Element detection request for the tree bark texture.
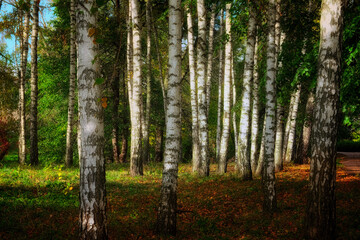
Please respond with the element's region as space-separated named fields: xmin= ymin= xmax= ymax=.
xmin=196 ymin=0 xmax=209 ymax=176
xmin=77 ymin=1 xmax=108 ymax=238
xmin=186 ymin=5 xmax=200 ymax=173
xmin=65 ymin=0 xmax=77 ymax=167
xmin=237 ymin=3 xmax=256 ymax=180
xmin=231 ymin=55 xmax=238 ymax=164
xmin=306 ymin=0 xmax=343 ymax=238
xmin=30 ymin=0 xmax=40 ymax=166
xmin=274 ymin=104 xmax=284 ymax=171
xmin=218 ymin=4 xmax=232 ymax=174
xmin=156 ymin=0 xmax=182 ymax=234
xmin=282 ymin=91 xmax=295 ymax=160
xmin=255 ymin=116 xmax=266 ymax=177
xmin=18 ymin=6 xmax=30 ymax=165
xmin=262 ymin=0 xmax=277 ymax=212
xmin=206 ymin=5 xmax=216 ymax=117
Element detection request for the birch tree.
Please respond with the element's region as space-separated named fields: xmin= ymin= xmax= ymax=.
xmin=306 ymin=0 xmax=344 ymax=238
xmin=65 ymin=0 xmax=76 ymax=167
xmin=30 ymin=0 xmax=40 ymax=165
xmin=263 ymin=0 xmax=277 ymax=212
xmin=218 ymin=4 xmax=232 ymax=174
xmin=18 ymin=2 xmax=30 ymax=165
xmin=206 ymin=5 xmax=216 ymax=117
xmin=186 ymin=5 xmax=199 ymax=173
xmin=156 ymin=0 xmax=182 ymax=234
xmin=77 ymin=0 xmax=107 ymax=238
xmin=216 ymin=9 xmax=224 ymax=164
xmin=196 ymin=0 xmax=209 ymax=176
xmin=237 ymin=2 xmax=256 ymax=180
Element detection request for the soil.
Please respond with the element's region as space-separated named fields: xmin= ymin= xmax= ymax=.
xmin=338 ymin=152 xmax=360 ymax=175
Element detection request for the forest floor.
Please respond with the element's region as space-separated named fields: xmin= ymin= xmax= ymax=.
xmin=0 ymin=154 xmax=359 ymax=239
xmin=338 ymin=152 xmax=360 ymax=174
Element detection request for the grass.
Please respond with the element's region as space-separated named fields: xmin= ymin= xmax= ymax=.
xmin=0 ymin=156 xmax=359 ymax=239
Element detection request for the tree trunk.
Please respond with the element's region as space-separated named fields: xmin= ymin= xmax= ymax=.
xmin=77 ymin=1 xmax=108 ymax=238
xmin=30 ymin=0 xmax=40 ymax=166
xmin=306 ymin=0 xmax=343 ymax=238
xmin=282 ymin=91 xmax=295 ymax=160
xmin=155 ymin=126 xmax=163 ymax=162
xmin=18 ymin=5 xmax=30 ymax=165
xmin=284 ymin=85 xmax=301 ymax=163
xmin=218 ymin=4 xmax=232 ymax=174
xmin=216 ymin=9 xmax=224 ymax=164
xmin=206 ymin=5 xmax=216 ymax=117
xmin=156 ymin=0 xmax=182 ymax=234
xmin=255 ymin=116 xmax=266 ymax=177
xmin=250 ymin=33 xmax=259 ymax=175
xmin=237 ymin=3 xmax=256 ymax=180
xmin=297 ymin=91 xmax=314 ymax=164
xmin=65 ymin=0 xmax=77 ymax=167
xmin=186 ymin=5 xmax=200 ymax=173
xmin=120 ymin=71 xmax=129 ymax=163
xmin=142 ymin=0 xmax=152 ymax=164
xmin=274 ymin=105 xmax=284 ymax=171
xmin=129 ymin=0 xmax=143 ymax=176
xmin=262 ymin=0 xmax=277 ymax=213
xmin=231 ymin=54 xmax=238 ymax=165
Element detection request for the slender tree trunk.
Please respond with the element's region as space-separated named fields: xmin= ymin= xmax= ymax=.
xmin=18 ymin=6 xmax=30 ymax=165
xmin=129 ymin=0 xmax=143 ymax=176
xmin=255 ymin=116 xmax=266 ymax=177
xmin=120 ymin=72 xmax=129 ymax=163
xmin=30 ymin=0 xmax=40 ymax=166
xmin=156 ymin=0 xmax=182 ymax=234
xmin=65 ymin=0 xmax=77 ymax=167
xmin=284 ymin=85 xmax=301 ymax=163
xmin=237 ymin=3 xmax=256 ymax=180
xmin=155 ymin=126 xmax=163 ymax=162
xmin=250 ymin=33 xmax=259 ymax=175
xmin=111 ymin=70 xmax=120 ymax=163
xmin=262 ymin=0 xmax=277 ymax=212
xmin=77 ymin=1 xmax=108 ymax=238
xmin=196 ymin=0 xmax=209 ymax=176
xmin=231 ymin=54 xmax=238 ymax=164
xmin=186 ymin=5 xmax=200 ymax=173
xmin=306 ymin=0 xmax=343 ymax=238
xmin=297 ymin=91 xmax=314 ymax=164
xmin=274 ymin=105 xmax=284 ymax=171
xmin=218 ymin=4 xmax=232 ymax=174
xmin=142 ymin=0 xmax=152 ymax=164
xmin=282 ymin=91 xmax=295 ymax=160
xmin=216 ymin=9 xmax=224 ymax=164
xmin=206 ymin=5 xmax=216 ymax=117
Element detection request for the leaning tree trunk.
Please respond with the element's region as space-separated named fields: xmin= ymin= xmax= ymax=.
xmin=218 ymin=4 xmax=232 ymax=174
xmin=18 ymin=7 xmax=30 ymax=165
xmin=65 ymin=0 xmax=77 ymax=167
xmin=237 ymin=2 xmax=256 ymax=180
xmin=30 ymin=0 xmax=40 ymax=166
xmin=77 ymin=1 xmax=108 ymax=238
xmin=129 ymin=0 xmax=143 ymax=176
xmin=297 ymin=91 xmax=314 ymax=164
xmin=186 ymin=5 xmax=200 ymax=173
xmin=262 ymin=0 xmax=277 ymax=213
xmin=206 ymin=5 xmax=216 ymax=117
xmin=196 ymin=0 xmax=209 ymax=176
xmin=255 ymin=116 xmax=266 ymax=177
xmin=216 ymin=9 xmax=224 ymax=164
xmin=282 ymin=91 xmax=295 ymax=160
xmin=306 ymin=1 xmax=343 ymax=238
xmin=156 ymin=0 xmax=182 ymax=234
xmin=284 ymin=85 xmax=301 ymax=163
xmin=141 ymin=0 xmax=152 ymax=165
xmin=250 ymin=32 xmax=259 ymax=175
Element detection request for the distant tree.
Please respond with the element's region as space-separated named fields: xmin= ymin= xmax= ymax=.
xmin=306 ymin=0 xmax=344 ymax=238
xmin=77 ymin=0 xmax=107 ymax=238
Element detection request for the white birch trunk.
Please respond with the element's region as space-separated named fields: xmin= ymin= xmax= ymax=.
xmin=156 ymin=0 xmax=182 ymax=234
xmin=18 ymin=6 xmax=30 ymax=165
xmin=206 ymin=6 xmax=216 ymax=117
xmin=237 ymin=3 xmax=256 ymax=180
xmin=255 ymin=116 xmax=266 ymax=177
xmin=129 ymin=0 xmax=143 ymax=176
xmin=216 ymin=9 xmax=224 ymax=164
xmin=231 ymin=54 xmax=238 ymax=164
xmin=282 ymin=91 xmax=295 ymax=160
xmin=186 ymin=5 xmax=200 ymax=173
xmin=77 ymin=1 xmax=107 ymax=238
xmin=274 ymin=104 xmax=284 ymax=171
xmin=65 ymin=0 xmax=77 ymax=167
xmin=30 ymin=0 xmax=40 ymax=165
xmin=284 ymin=85 xmax=301 ymax=163
xmin=250 ymin=33 xmax=259 ymax=175
xmin=196 ymin=0 xmax=209 ymax=176
xmin=263 ymin=0 xmax=277 ymax=212
xmin=306 ymin=0 xmax=343 ymax=238
xmin=218 ymin=4 xmax=232 ymax=174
